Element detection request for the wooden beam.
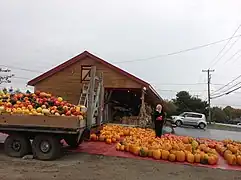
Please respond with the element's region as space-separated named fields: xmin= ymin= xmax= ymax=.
xmin=97 ymin=73 xmax=104 ymax=125
xmin=87 ymin=66 xmax=96 ymax=128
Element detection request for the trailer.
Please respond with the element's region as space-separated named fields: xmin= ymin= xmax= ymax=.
xmin=0 ymin=114 xmax=89 ymax=160
xmin=0 ymin=66 xmax=104 ymax=160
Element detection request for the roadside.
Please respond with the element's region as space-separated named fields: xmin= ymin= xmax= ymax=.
xmin=0 ymin=152 xmax=240 ymax=180
xmin=208 ymin=124 xmax=241 ymax=132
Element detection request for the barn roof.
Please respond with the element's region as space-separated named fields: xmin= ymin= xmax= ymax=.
xmin=27 ymin=51 xmax=162 ymax=101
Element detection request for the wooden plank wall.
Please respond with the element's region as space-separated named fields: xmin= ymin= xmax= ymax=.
xmin=34 ymin=57 xmax=142 ymax=105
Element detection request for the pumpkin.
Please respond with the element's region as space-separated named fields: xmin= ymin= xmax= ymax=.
xmin=133 ymin=146 xmax=141 ymax=156
xmin=116 ymin=143 xmax=121 ymax=151
xmin=90 ymin=134 xmax=97 ymax=141
xmin=161 ymin=150 xmax=170 ymax=160
xmin=236 ymin=155 xmax=241 ymax=165
xmin=226 ymin=154 xmax=236 ymax=165
xmin=228 ymin=145 xmax=238 ymax=154
xmin=153 ymin=150 xmax=161 ymax=160
xmin=147 ymin=150 xmax=153 ymax=157
xmin=106 ymin=138 xmax=112 ymax=144
xmin=194 ymin=153 xmax=201 ymax=163
xmin=186 ymin=153 xmax=195 ymax=163
xmin=120 ymin=145 xmax=125 ymax=151
xmin=111 ymin=137 xmax=117 ymax=143
xmin=208 ymin=155 xmax=217 ymax=165
xmin=139 ymin=148 xmax=148 ymax=157
xmin=115 ymin=135 xmax=121 ymax=141
xmin=182 ymin=137 xmax=189 ymax=144
xmin=224 ymin=149 xmax=232 ymax=160
xmin=176 ymin=151 xmax=185 ymax=162
xmin=99 ymin=135 xmax=105 ymax=142
xmin=200 ymin=154 xmax=209 ymax=164
xmin=168 ymin=153 xmax=176 ymax=162
xmin=124 ymin=144 xmax=130 ymax=152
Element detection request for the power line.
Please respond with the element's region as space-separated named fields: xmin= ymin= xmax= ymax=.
xmin=1 ymin=34 xmax=241 ymax=72
xmin=223 ymin=48 xmax=241 ymax=64
xmin=211 ymin=74 xmax=241 ymax=95
xmin=232 ymin=52 xmax=241 ymax=63
xmin=211 ymin=85 xmax=241 ymax=99
xmin=209 ymin=24 xmax=241 ymax=68
xmin=113 ymin=34 xmax=241 ymax=64
xmin=211 ymin=81 xmax=241 ymax=96
xmin=0 ymin=65 xmax=43 ymax=73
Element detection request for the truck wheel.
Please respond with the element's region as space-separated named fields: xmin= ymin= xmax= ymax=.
xmin=32 ymin=135 xmax=61 ymax=161
xmin=64 ymin=135 xmax=80 ymax=148
xmin=4 ymin=134 xmax=31 ymax=158
xmin=175 ymin=120 xmax=182 ymax=127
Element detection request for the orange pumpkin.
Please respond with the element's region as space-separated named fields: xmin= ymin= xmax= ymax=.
xmin=106 ymin=138 xmax=112 ymax=144
xmin=182 ymin=137 xmax=189 ymax=144
xmin=115 ymin=135 xmax=121 ymax=141
xmin=111 ymin=137 xmax=117 ymax=143
xmin=133 ymin=146 xmax=141 ymax=156
xmin=116 ymin=143 xmax=121 ymax=151
xmin=168 ymin=153 xmax=176 ymax=162
xmin=226 ymin=154 xmax=236 ymax=165
xmin=153 ymin=150 xmax=161 ymax=160
xmin=236 ymin=155 xmax=241 ymax=165
xmin=194 ymin=153 xmax=201 ymax=163
xmin=90 ymin=134 xmax=97 ymax=141
xmin=148 ymin=150 xmax=153 ymax=157
xmin=224 ymin=150 xmax=232 ymax=160
xmin=208 ymin=155 xmax=218 ymax=165
xmin=99 ymin=135 xmax=105 ymax=142
xmin=161 ymin=150 xmax=170 ymax=160
xmin=124 ymin=144 xmax=130 ymax=152
xmin=186 ymin=153 xmax=195 ymax=163
xmin=120 ymin=145 xmax=125 ymax=151
xmin=176 ymin=151 xmax=185 ymax=162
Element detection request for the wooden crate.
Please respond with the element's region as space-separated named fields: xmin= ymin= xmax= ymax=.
xmin=0 ymin=114 xmax=84 ymax=129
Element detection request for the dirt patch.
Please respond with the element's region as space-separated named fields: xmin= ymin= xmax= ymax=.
xmin=0 ymin=152 xmax=240 ymax=180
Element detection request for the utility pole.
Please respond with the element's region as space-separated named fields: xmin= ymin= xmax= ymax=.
xmin=202 ymin=69 xmax=214 ymax=124
xmin=0 ymin=68 xmax=14 ymax=84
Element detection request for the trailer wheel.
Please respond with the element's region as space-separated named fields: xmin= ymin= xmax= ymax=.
xmin=4 ymin=134 xmax=31 ymax=158
xmin=64 ymin=135 xmax=80 ymax=148
xmin=80 ymin=128 xmax=90 ymax=142
xmin=32 ymin=135 xmax=61 ymax=161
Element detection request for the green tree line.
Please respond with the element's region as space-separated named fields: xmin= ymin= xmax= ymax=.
xmin=163 ymin=91 xmax=241 ymax=124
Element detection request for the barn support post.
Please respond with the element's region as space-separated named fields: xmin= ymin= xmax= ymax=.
xmin=87 ymin=66 xmax=96 ymax=129
xmin=139 ymin=87 xmax=147 ymax=127
xmin=97 ymin=72 xmax=104 ymax=126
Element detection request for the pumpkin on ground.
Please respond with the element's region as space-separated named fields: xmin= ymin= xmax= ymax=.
xmin=186 ymin=153 xmax=195 ymax=163
xmin=153 ymin=150 xmax=161 ymax=160
xmin=161 ymin=150 xmax=170 ymax=160
xmin=176 ymin=151 xmax=185 ymax=162
xmin=194 ymin=153 xmax=201 ymax=163
xmin=168 ymin=154 xmax=176 ymax=162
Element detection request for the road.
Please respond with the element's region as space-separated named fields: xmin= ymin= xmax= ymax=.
xmin=175 ymin=126 xmax=241 ymax=141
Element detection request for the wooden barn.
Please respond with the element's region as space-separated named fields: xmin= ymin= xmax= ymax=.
xmin=27 ymin=51 xmax=163 ymax=124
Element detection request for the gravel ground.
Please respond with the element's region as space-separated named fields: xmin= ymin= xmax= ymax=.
xmin=0 ymin=152 xmax=241 ymax=180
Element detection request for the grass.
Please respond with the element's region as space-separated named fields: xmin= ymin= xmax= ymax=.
xmin=208 ymin=124 xmax=241 ymax=132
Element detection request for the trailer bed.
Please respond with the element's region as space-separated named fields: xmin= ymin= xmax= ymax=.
xmin=0 ymin=114 xmax=86 ymax=134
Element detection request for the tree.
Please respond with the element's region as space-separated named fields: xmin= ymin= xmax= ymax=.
xmin=211 ymin=107 xmax=227 ymax=123
xmin=172 ymin=91 xmax=208 ymax=115
xmin=163 ymin=100 xmax=177 ymax=117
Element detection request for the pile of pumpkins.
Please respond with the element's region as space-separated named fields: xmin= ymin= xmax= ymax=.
xmin=90 ymin=125 xmax=219 ymax=165
xmin=216 ymin=139 xmax=241 ymax=166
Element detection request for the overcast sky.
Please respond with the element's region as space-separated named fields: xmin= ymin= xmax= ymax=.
xmin=1 ymin=0 xmax=241 ymax=108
